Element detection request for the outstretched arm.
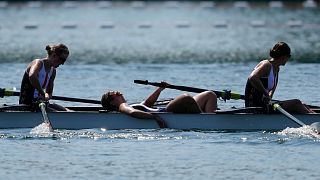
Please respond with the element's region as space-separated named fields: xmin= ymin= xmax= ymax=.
xmin=119 ymin=103 xmax=167 ymax=128
xmin=119 ymin=103 xmax=155 ymax=119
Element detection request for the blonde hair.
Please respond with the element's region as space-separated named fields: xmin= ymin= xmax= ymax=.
xmin=45 ymin=43 xmax=69 ymax=58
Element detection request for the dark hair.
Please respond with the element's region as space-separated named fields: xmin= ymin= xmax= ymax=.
xmin=101 ymin=92 xmax=118 ymax=111
xmin=269 ymin=42 xmax=291 ymax=59
xmin=45 ymin=43 xmax=69 ymax=59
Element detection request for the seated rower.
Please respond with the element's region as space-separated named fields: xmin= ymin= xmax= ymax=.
xmin=101 ymin=82 xmax=218 ymax=128
xmin=245 ymin=42 xmax=314 ymax=114
xmin=19 ymin=44 xmax=70 ymax=112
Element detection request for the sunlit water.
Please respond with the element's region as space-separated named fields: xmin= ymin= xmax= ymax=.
xmin=1 ymin=1 xmax=320 ymax=179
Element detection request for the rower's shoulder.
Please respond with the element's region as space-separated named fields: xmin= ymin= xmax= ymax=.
xmin=29 ymin=59 xmax=43 ymax=67
xmin=260 ymin=59 xmax=272 ymax=66
xmin=256 ymin=60 xmax=272 ymax=70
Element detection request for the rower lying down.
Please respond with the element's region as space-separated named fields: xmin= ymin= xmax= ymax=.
xmin=100 ymin=82 xmax=217 ymax=128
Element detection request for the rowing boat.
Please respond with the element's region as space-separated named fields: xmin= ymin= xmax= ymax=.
xmin=1 ymin=105 xmax=319 ymax=131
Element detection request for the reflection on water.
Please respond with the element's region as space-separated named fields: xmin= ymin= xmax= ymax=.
xmin=0 ymin=1 xmax=319 ymax=63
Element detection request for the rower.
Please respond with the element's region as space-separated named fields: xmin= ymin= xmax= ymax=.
xmin=245 ymin=42 xmax=314 ymax=114
xmin=101 ymin=81 xmax=218 ymax=128
xmin=19 ymin=44 xmax=70 ymax=112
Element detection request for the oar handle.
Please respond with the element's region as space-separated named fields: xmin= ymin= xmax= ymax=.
xmin=134 ymin=80 xmax=245 ymax=101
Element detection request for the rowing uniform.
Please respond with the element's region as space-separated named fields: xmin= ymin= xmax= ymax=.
xmin=245 ymin=62 xmax=278 ymax=108
xmin=19 ymin=60 xmax=53 ymax=106
xmin=130 ymin=102 xmax=167 ymax=112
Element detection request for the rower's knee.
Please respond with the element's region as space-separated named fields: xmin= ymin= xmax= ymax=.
xmin=203 ymin=91 xmax=217 ymax=100
xmin=290 ymin=99 xmax=303 ymax=106
xmin=292 ymin=99 xmax=302 ymax=104
xmin=180 ymin=94 xmax=196 ymax=103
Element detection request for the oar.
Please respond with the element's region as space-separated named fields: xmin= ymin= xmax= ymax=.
xmin=134 ymin=80 xmax=244 ymax=101
xmin=273 ymin=103 xmax=320 ymax=133
xmin=272 ymin=103 xmax=306 ymax=126
xmin=0 ymin=88 xmax=101 ymax=104
xmin=38 ymin=101 xmax=53 ymax=132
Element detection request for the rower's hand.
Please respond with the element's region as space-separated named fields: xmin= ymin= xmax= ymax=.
xmin=262 ymin=94 xmax=271 ymax=105
xmin=44 ymin=93 xmax=50 ymax=101
xmin=159 ymin=81 xmax=170 ymax=91
xmin=153 ymin=114 xmax=167 ymax=128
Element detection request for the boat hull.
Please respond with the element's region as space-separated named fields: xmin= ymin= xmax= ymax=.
xmin=0 ymin=111 xmax=319 ymax=131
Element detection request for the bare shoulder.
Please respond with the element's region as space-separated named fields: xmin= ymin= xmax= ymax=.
xmin=27 ymin=59 xmax=42 ymax=72
xmin=250 ymin=60 xmax=272 ymax=78
xmin=256 ymin=60 xmax=271 ymax=67
xmin=119 ymin=103 xmax=135 ymax=115
xmin=255 ymin=60 xmax=272 ymax=71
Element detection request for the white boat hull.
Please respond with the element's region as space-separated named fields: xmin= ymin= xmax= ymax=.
xmin=0 ymin=111 xmax=319 ymax=131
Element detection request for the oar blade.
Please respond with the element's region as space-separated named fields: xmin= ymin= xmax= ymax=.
xmin=38 ymin=102 xmax=53 ymax=132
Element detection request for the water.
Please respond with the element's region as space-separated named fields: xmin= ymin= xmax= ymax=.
xmin=1 ymin=1 xmax=320 ymax=179
xmin=1 ymin=129 xmax=320 ymax=179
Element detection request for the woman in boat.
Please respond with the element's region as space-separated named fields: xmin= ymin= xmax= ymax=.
xmin=101 ymin=82 xmax=217 ymax=127
xmin=245 ymin=42 xmax=313 ymax=113
xmin=19 ymin=43 xmax=70 ymax=111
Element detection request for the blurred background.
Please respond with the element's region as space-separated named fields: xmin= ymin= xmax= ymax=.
xmin=0 ymin=0 xmax=319 ymax=64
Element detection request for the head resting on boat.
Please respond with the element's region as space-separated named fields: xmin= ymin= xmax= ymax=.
xmin=101 ymin=91 xmax=124 ymax=111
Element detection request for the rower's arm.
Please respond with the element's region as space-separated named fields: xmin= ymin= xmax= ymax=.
xmin=248 ymin=61 xmax=271 ymax=97
xmin=119 ymin=103 xmax=166 ymax=128
xmin=269 ymin=71 xmax=279 ymax=98
xmin=119 ymin=103 xmax=154 ymax=119
xmin=46 ymin=69 xmax=56 ymax=99
xmin=143 ymin=87 xmax=165 ymax=107
xmin=29 ymin=60 xmax=46 ymax=97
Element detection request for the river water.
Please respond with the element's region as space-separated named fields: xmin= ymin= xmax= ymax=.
xmin=1 ymin=1 xmax=320 ymax=179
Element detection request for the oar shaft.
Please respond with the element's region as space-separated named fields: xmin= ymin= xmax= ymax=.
xmin=51 ymin=96 xmax=101 ymax=104
xmin=39 ymin=102 xmax=50 ymax=124
xmin=134 ymin=80 xmax=244 ymax=100
xmin=273 ymin=104 xmax=306 ymax=126
xmin=1 ymin=88 xmax=101 ymax=104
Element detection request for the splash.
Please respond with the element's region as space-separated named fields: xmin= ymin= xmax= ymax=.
xmin=30 ymin=122 xmax=53 ymax=135
xmin=278 ymin=125 xmax=320 ymax=139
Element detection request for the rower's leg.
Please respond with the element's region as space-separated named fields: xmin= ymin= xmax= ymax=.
xmin=193 ymin=91 xmax=217 ymax=113
xmin=166 ymin=94 xmax=201 ymax=113
xmin=280 ymin=99 xmax=313 ymax=114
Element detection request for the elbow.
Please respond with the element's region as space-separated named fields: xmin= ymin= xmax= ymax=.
xmin=28 ymin=72 xmax=37 ymax=82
